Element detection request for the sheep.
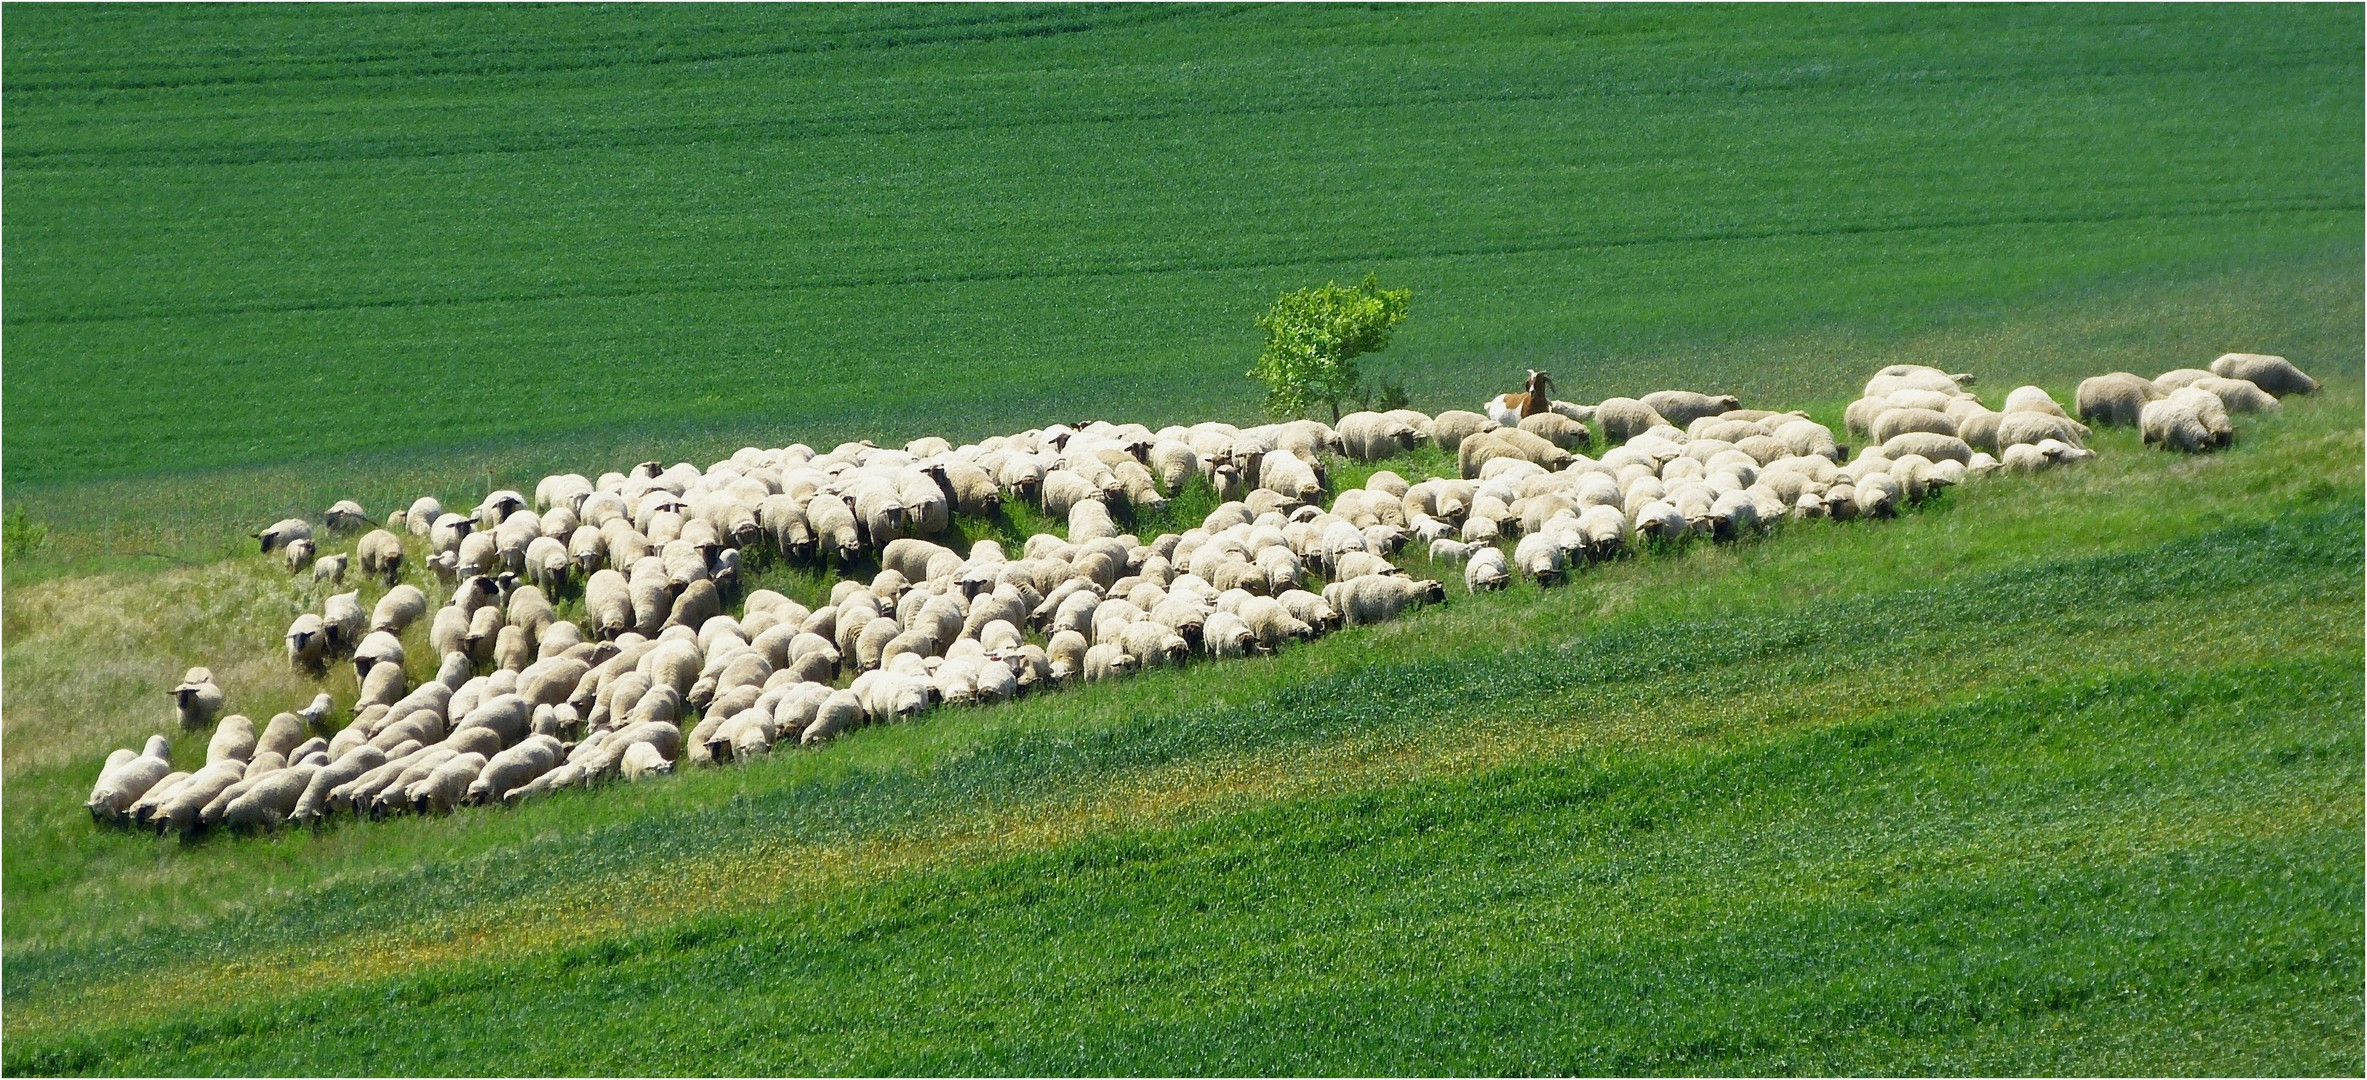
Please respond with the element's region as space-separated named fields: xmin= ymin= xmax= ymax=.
xmin=1869 ymin=407 xmax=1956 ymax=444
xmin=1594 ymin=398 xmax=1668 ymax=443
xmin=1994 ymin=411 xmax=2090 ymax=451
xmin=286 ymin=613 xmax=328 ymax=675
xmin=1427 ymin=410 xmax=1498 ymax=453
xmin=1257 ymin=451 xmax=1323 ymax=503
xmin=1325 ymin=575 xmax=1445 ymax=626
xmin=357 ymin=661 xmax=409 ymax=710
xmin=1082 ymin=642 xmax=1138 ymax=682
xmin=1237 ymin=596 xmax=1312 ymax=650
xmin=2209 ymin=352 xmax=2318 ymax=395
xmin=805 ymin=494 xmax=864 ymax=567
xmin=1880 ymin=432 xmax=1973 ymax=466
xmin=126 ymin=768 xmax=195 ymax=827
xmin=2190 ymin=376 xmax=2281 ymax=414
xmin=203 ymin=713 xmax=257 ymax=765
xmin=317 ymin=590 xmax=365 ymax=657
xmin=2152 ymin=368 xmax=2215 ymax=392
xmin=1338 ymin=411 xmax=1423 ymax=462
xmin=86 ymin=736 xmax=174 ymax=823
xmin=583 ymin=569 xmax=633 ymax=639
xmin=223 ymin=764 xmax=318 ymax=829
xmin=2002 ymin=386 xmax=2070 ymax=418
xmin=281 ymin=537 xmax=317 ymax=573
xmin=2141 ymin=386 xmax=2235 ymax=453
xmin=1464 ymin=546 xmax=1510 ymax=593
xmin=166 ymin=672 xmax=223 ymax=729
xmin=292 ymin=747 xmax=383 ymax=823
xmin=2075 ymin=373 xmax=2163 ymax=427
xmin=1118 ymin=620 xmax=1190 ymax=669
xmin=1640 ymin=391 xmax=1740 ymax=428
xmin=305 ymin=550 xmax=351 ymax=586
xmin=348 ymin=528 xmax=405 ymax=585
xmin=800 ymin=689 xmax=866 ymax=745
xmin=1513 ymin=531 xmax=1565 ymax=585
xmin=256 ymin=518 xmax=312 ymax=554
xmin=526 ymin=535 xmax=572 ymax=593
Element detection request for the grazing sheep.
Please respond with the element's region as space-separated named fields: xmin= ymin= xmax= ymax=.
xmin=584 ymin=569 xmax=633 ymax=639
xmin=1594 ymin=398 xmax=1668 ymax=444
xmin=354 ymin=529 xmax=406 ymax=585
xmin=1640 ymin=391 xmax=1740 ymax=428
xmin=1237 ymin=596 xmax=1312 ymax=651
xmin=802 ymin=690 xmax=866 ymax=745
xmin=2191 ymin=376 xmax=2281 ymax=414
xmin=311 ymin=552 xmax=350 ymax=585
xmin=372 ymin=586 xmax=429 ymax=636
xmin=1082 ymin=642 xmax=1137 ymax=682
xmin=1463 ymin=546 xmax=1510 ymax=593
xmin=1869 ymin=407 xmax=1956 ymax=444
xmin=256 ymin=518 xmax=312 ymax=554
xmin=2209 ymin=352 xmax=2318 ymax=395
xmin=1880 ymin=432 xmax=1973 ymax=466
xmin=1994 ymin=411 xmax=2090 ymax=451
xmin=286 ymin=613 xmax=328 ymax=674
xmin=206 ymin=713 xmax=258 ymax=765
xmin=2075 ymin=373 xmax=2163 ymax=427
xmin=1427 ymin=410 xmax=1498 ymax=453
xmin=1324 ymin=575 xmax=1445 ymax=625
xmin=170 ymin=667 xmax=227 ymax=734
xmin=2152 ymin=368 xmax=2214 ymax=392
xmin=282 ymin=537 xmax=317 ymax=573
xmin=322 ymin=590 xmax=366 ymax=655
xmin=1513 ymin=531 xmax=1565 ymax=585
xmin=2002 ymin=386 xmax=2070 ymax=418
xmin=223 ymin=765 xmax=317 ymax=829
xmin=324 ymin=500 xmax=371 ymax=532
xmin=86 ymin=737 xmax=174 ymax=823
xmin=1338 ymin=411 xmax=1422 ymax=462
xmin=2141 ymin=386 xmax=2235 ymax=452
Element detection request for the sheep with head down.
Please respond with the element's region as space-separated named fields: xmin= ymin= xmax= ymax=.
xmin=2208 ymin=352 xmax=2317 ymax=396
xmin=2075 ymin=373 xmax=2162 ymax=427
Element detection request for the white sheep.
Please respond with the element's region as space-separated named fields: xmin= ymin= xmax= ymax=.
xmin=2208 ymin=353 xmax=2318 ymax=395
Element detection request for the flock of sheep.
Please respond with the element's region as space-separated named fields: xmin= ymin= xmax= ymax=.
xmin=84 ymin=352 xmax=2322 ymax=836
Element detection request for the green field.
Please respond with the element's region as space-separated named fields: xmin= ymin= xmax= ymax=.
xmin=3 ymin=4 xmax=2361 ymax=1074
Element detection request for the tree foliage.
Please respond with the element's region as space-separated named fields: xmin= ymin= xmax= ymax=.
xmin=1247 ymin=274 xmax=1411 ymax=421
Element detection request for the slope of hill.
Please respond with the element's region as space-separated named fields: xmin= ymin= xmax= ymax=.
xmin=2 ymin=5 xmax=2360 ymax=1073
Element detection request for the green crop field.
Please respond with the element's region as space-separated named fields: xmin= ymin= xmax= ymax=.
xmin=3 ymin=4 xmax=2361 ymax=1074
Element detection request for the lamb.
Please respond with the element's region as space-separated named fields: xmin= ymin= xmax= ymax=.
xmin=2075 ymin=373 xmax=2163 ymax=427
xmin=1594 ymin=398 xmax=1668 ymax=444
xmin=1463 ymin=546 xmax=1510 ymax=593
xmin=311 ymin=552 xmax=350 ymax=585
xmin=2140 ymin=386 xmax=2234 ymax=453
xmin=2209 ymin=352 xmax=2318 ymax=395
xmin=283 ymin=537 xmax=317 ymax=573
xmin=1639 ymin=391 xmax=1740 ymax=428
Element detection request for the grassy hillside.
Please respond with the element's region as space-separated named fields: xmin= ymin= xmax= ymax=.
xmin=5 ymin=378 xmax=2359 ymax=1073
xmin=3 ymin=5 xmax=2361 ymax=1073
xmin=3 ymin=3 xmax=2359 ymax=562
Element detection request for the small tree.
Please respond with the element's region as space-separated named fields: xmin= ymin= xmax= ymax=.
xmin=1248 ymin=274 xmax=1411 ymax=422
